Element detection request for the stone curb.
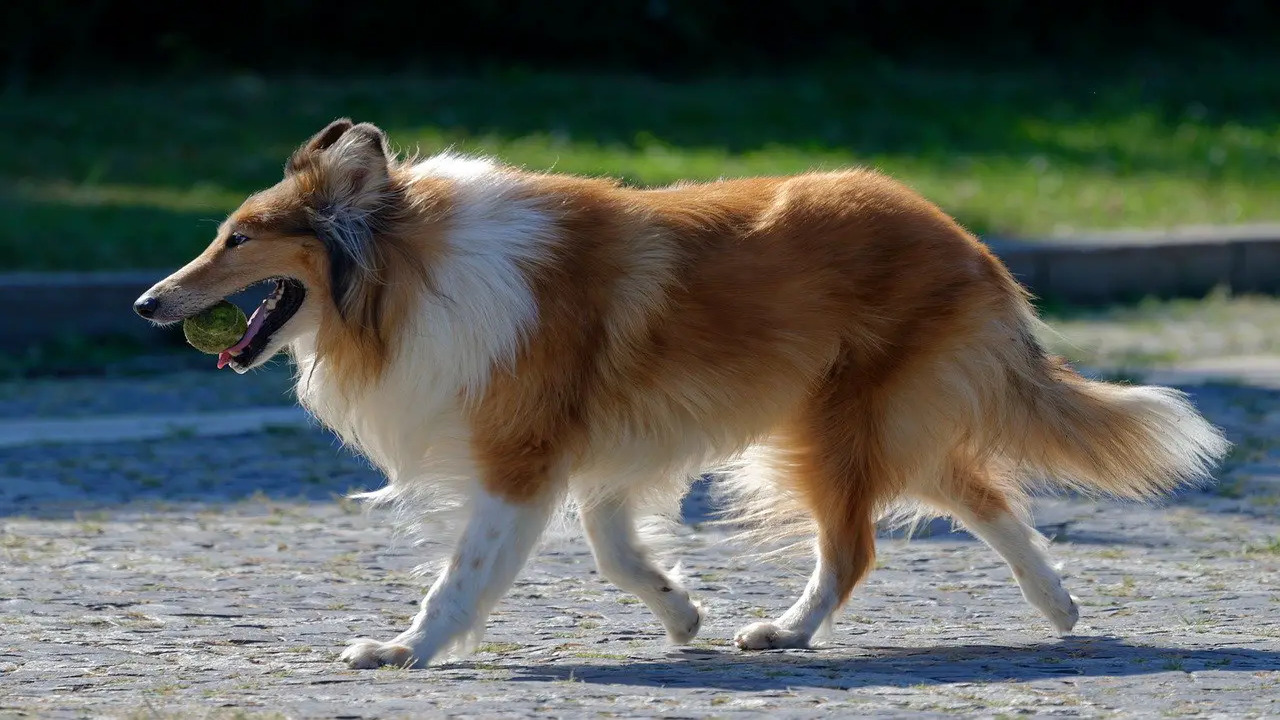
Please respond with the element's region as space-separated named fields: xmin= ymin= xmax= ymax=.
xmin=2 ymin=230 xmax=1279 ymax=349
xmin=989 ymin=231 xmax=1280 ymax=305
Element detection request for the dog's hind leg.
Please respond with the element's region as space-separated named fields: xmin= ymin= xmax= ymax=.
xmin=340 ymin=488 xmax=556 ymax=669
xmin=581 ymin=496 xmax=704 ymax=643
xmin=734 ymin=370 xmax=885 ymax=651
xmin=734 ymin=509 xmax=876 ymax=650
xmin=917 ymin=471 xmax=1079 ymax=634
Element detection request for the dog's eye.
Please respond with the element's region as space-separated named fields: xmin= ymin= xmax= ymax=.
xmin=226 ymin=232 xmax=251 ymax=248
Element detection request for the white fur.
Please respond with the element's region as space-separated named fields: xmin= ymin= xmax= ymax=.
xmin=418 ymin=158 xmax=560 ymax=392
xmin=408 ymin=152 xmax=507 ymax=183
xmin=580 ymin=498 xmax=704 ymax=643
xmin=956 ymin=510 xmax=1080 ymax=633
xmin=734 ymin=545 xmax=841 ymax=650
xmin=711 ymin=442 xmax=817 ymax=562
xmin=340 ymin=489 xmax=555 ymax=668
xmin=1047 ymin=384 xmax=1230 ymax=497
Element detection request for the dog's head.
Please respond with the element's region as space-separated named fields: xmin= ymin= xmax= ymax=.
xmin=135 ymin=119 xmax=410 ymax=373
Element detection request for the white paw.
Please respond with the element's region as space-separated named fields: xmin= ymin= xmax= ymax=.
xmin=339 ymin=638 xmax=421 ymax=669
xmin=733 ymin=621 xmax=810 ymax=650
xmin=665 ymin=599 xmax=705 ymax=645
xmin=1052 ymin=594 xmax=1082 ymax=634
xmin=1021 ymin=577 xmax=1080 ymax=633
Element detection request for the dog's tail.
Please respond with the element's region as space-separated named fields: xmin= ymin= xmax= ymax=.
xmin=998 ymin=316 xmax=1230 ymax=500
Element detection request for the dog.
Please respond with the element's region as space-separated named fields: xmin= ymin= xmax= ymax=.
xmin=135 ymin=119 xmax=1230 ymax=668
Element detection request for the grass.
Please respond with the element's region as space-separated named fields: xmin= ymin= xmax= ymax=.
xmin=2 ymin=55 xmax=1279 ymax=270
xmin=1039 ymin=291 xmax=1280 ymax=368
xmin=1244 ymin=536 xmax=1280 ymax=556
xmin=476 ymin=641 xmax=523 ymax=654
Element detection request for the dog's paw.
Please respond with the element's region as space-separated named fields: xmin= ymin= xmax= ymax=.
xmin=340 ymin=638 xmax=420 ymax=669
xmin=1012 ymin=563 xmax=1080 ymax=634
xmin=1051 ymin=594 xmax=1081 ymax=635
xmin=733 ymin=621 xmax=809 ymax=650
xmin=665 ymin=599 xmax=705 ymax=645
xmin=1021 ymin=574 xmax=1080 ymax=634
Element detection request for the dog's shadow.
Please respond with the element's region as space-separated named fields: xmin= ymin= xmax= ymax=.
xmin=493 ymin=636 xmax=1280 ymax=691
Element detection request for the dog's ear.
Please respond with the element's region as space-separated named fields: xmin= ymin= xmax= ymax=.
xmin=286 ymin=118 xmax=355 ymax=175
xmin=331 ymin=122 xmax=392 ymax=191
xmin=304 ymin=122 xmax=396 ymax=321
xmin=344 ymin=122 xmax=391 ymax=160
xmin=306 ymin=118 xmax=355 ymax=152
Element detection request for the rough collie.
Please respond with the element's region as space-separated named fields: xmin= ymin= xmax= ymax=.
xmin=135 ymin=119 xmax=1229 ymax=668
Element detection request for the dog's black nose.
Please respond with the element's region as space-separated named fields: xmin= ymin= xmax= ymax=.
xmin=134 ymin=296 xmax=159 ymax=319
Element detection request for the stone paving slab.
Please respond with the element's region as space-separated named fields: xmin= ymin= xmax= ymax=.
xmin=0 ymin=366 xmax=295 ymax=421
xmin=1 ymin=371 xmax=1279 ymax=717
xmin=1 ymin=494 xmax=1278 ymax=719
xmin=0 ymin=426 xmax=372 ymax=515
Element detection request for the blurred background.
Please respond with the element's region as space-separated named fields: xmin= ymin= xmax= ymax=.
xmin=4 ymin=1 xmax=1280 ymax=266
xmin=1 ymin=1 xmax=1278 ymax=381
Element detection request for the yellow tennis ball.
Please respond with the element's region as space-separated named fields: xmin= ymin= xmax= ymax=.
xmin=183 ymin=300 xmax=248 ymax=354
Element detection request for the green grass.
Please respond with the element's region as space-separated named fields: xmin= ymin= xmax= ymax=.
xmin=3 ymin=57 xmax=1279 ymax=270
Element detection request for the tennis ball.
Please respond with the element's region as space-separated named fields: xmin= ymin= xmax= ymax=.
xmin=183 ymin=300 xmax=248 ymax=354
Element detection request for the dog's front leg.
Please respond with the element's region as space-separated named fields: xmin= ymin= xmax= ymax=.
xmin=340 ymin=489 xmax=555 ymax=669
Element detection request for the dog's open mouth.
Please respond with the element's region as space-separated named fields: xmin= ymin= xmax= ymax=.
xmin=216 ymin=278 xmax=306 ymax=371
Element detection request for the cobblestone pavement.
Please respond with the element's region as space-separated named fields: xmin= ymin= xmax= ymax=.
xmin=2 ymin=359 xmax=1279 ymax=718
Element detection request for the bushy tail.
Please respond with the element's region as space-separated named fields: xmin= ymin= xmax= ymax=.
xmin=1005 ymin=353 xmax=1231 ymax=499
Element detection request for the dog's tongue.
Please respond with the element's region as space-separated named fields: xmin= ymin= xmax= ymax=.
xmin=216 ymin=303 xmax=269 ymax=369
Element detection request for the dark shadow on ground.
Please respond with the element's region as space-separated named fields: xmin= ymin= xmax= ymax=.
xmin=496 ymin=636 xmax=1280 ymax=691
